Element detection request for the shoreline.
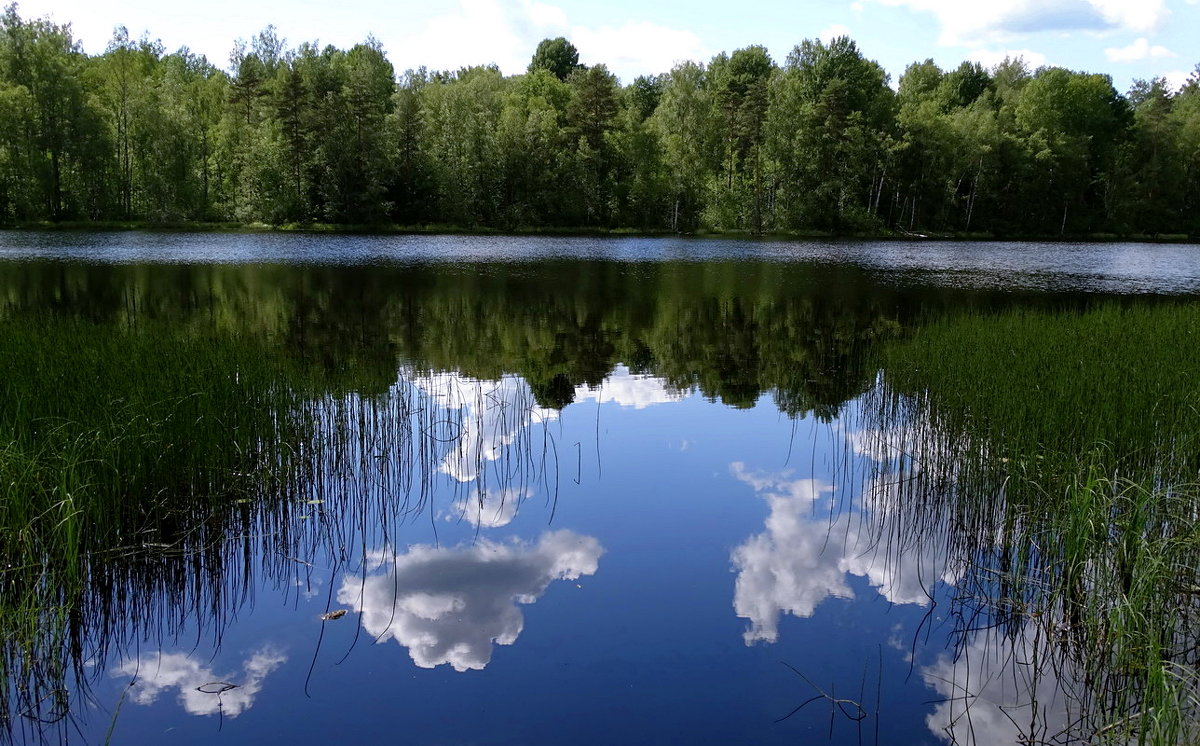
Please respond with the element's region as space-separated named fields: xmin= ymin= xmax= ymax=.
xmin=0 ymin=221 xmax=1196 ymax=244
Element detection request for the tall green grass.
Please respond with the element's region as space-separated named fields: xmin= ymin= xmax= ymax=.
xmin=869 ymin=301 xmax=1200 ymax=743
xmin=0 ymin=316 xmax=316 ymax=735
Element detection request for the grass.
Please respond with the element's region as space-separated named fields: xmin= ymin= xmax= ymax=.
xmin=867 ymin=300 xmax=1200 ymax=743
xmin=0 ymin=315 xmax=314 ymax=736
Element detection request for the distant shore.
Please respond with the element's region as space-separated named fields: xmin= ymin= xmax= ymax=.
xmin=1 ymin=221 xmax=1196 ymax=244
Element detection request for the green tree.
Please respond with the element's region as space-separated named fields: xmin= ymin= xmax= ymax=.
xmin=527 ymin=37 xmax=582 ymax=82
xmin=768 ymin=36 xmax=894 ymax=230
xmin=651 ymin=61 xmax=720 ymax=230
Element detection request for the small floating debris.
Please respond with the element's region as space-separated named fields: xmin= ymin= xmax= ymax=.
xmin=320 ymin=609 xmax=348 ymax=621
xmin=196 ymin=682 xmax=239 ymax=694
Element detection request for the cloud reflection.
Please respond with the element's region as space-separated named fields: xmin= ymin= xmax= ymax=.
xmin=922 ymin=626 xmax=1086 ymax=745
xmin=730 ymin=461 xmax=956 ymax=644
xmin=113 ymin=647 xmax=286 ymax=717
xmin=411 ymin=372 xmax=560 ymax=483
xmin=449 ymin=486 xmax=531 ymax=528
xmin=412 ymin=367 xmax=683 ymax=483
xmin=574 ymin=365 xmax=686 ymax=409
xmin=338 ymin=531 xmax=603 ymax=672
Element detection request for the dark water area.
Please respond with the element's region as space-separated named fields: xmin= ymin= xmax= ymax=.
xmin=1 ymin=233 xmax=1198 ymax=745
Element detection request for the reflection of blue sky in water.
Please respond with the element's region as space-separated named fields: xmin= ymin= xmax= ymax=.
xmin=412 ymin=366 xmax=684 ymax=483
xmin=731 ymin=423 xmax=966 ymax=644
xmin=337 ymin=531 xmax=603 ymax=672
xmin=113 ymin=647 xmax=286 ymax=717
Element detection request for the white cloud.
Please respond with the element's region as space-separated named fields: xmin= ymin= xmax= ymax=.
xmin=392 ymin=0 xmax=563 ymax=75
xmin=114 ymin=647 xmax=286 ymax=717
xmin=1104 ymin=37 xmax=1176 ymax=61
xmin=965 ymin=48 xmax=1048 ymax=70
xmin=449 ymin=486 xmax=531 ymax=527
xmin=730 ymin=462 xmax=956 ymax=645
xmin=1163 ymin=69 xmax=1195 ymax=91
xmin=389 ymin=0 xmax=708 ymax=81
xmin=818 ymin=24 xmax=854 ymax=43
xmin=573 ymin=365 xmax=686 ymax=409
xmin=871 ymin=0 xmax=1168 ymax=46
xmin=338 ymin=531 xmax=603 ymax=671
xmin=571 ymin=22 xmax=709 ymax=81
xmin=412 ymin=366 xmax=684 ymax=483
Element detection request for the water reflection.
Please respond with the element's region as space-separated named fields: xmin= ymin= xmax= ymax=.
xmin=412 ymin=372 xmax=560 ymax=484
xmin=113 ymin=648 xmax=286 ymax=718
xmin=921 ymin=626 xmax=1084 ymax=745
xmin=448 ymin=486 xmax=530 ymax=528
xmin=337 ymin=531 xmax=603 ymax=672
xmin=730 ymin=457 xmax=957 ymax=645
xmin=574 ymin=365 xmax=686 ymax=409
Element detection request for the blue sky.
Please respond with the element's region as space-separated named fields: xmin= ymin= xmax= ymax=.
xmin=15 ymin=0 xmax=1200 ymax=94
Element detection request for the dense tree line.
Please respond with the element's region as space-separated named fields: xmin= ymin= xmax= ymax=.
xmin=2 ymin=6 xmax=1199 ymax=235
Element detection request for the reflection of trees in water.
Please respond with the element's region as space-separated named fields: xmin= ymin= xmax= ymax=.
xmin=0 ymin=259 xmax=1153 ymax=741
xmin=0 ymin=260 xmax=921 ymax=417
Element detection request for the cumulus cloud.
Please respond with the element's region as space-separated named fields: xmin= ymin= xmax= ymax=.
xmin=730 ymin=462 xmax=956 ymax=644
xmin=922 ymin=626 xmax=1087 ymax=744
xmin=392 ymin=0 xmax=562 ymax=75
xmin=1163 ymin=69 xmax=1196 ymax=92
xmin=871 ymin=0 xmax=1168 ymax=45
xmin=113 ymin=647 xmax=286 ymax=717
xmin=337 ymin=531 xmax=603 ymax=671
xmin=573 ymin=365 xmax=686 ymax=410
xmin=1104 ymin=37 xmax=1176 ymax=61
xmin=571 ymin=22 xmax=708 ymax=79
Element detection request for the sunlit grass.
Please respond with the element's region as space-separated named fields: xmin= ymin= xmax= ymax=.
xmin=871 ymin=301 xmax=1200 ymax=743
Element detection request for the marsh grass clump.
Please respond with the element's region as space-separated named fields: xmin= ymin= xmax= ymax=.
xmin=0 ymin=316 xmax=313 ymax=736
xmin=870 ymin=300 xmax=1200 ymax=743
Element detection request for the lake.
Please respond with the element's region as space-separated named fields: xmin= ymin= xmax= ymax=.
xmin=1 ymin=233 xmax=1198 ymax=745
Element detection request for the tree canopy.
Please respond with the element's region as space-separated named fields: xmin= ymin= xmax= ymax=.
xmin=1 ymin=7 xmax=1198 ymax=237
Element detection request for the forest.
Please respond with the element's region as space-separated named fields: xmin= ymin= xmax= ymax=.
xmin=1 ymin=5 xmax=1199 ymax=237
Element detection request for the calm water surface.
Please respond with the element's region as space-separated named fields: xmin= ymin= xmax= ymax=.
xmin=1 ymin=232 xmax=1197 ymax=745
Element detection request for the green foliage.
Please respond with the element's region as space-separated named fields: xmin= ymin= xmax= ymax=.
xmin=872 ymin=301 xmax=1200 ymax=742
xmin=527 ymin=36 xmax=582 ymax=81
xmin=0 ymin=6 xmax=1196 ymax=235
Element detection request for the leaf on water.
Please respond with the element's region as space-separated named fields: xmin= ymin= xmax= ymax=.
xmin=321 ymin=609 xmax=348 ymax=621
xmin=304 ymin=499 xmax=324 ymax=504
xmin=196 ymin=682 xmax=239 ymax=694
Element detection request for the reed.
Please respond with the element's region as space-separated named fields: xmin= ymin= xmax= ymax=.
xmin=866 ymin=300 xmax=1200 ymax=743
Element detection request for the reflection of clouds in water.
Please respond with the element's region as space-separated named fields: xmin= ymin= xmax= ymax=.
xmin=922 ymin=627 xmax=1085 ymax=745
xmin=411 ymin=372 xmax=559 ymax=483
xmin=114 ymin=647 xmax=286 ymax=717
xmin=574 ymin=365 xmax=685 ymax=409
xmin=338 ymin=531 xmax=603 ymax=672
xmin=412 ymin=367 xmax=682 ymax=483
xmin=449 ymin=486 xmax=531 ymax=527
xmin=730 ymin=461 xmax=957 ymax=645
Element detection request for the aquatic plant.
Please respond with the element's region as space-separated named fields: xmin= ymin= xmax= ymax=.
xmin=865 ymin=300 xmax=1200 ymax=743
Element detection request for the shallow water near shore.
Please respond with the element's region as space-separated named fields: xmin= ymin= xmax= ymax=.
xmin=1 ymin=233 xmax=1197 ymax=745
